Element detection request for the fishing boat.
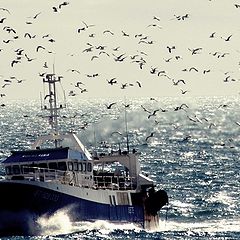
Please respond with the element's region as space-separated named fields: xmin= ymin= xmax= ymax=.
xmin=0 ymin=73 xmax=168 ymax=236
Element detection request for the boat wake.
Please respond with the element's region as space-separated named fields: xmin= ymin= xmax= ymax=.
xmin=37 ymin=210 xmax=240 ymax=237
xmin=37 ymin=208 xmax=142 ymax=236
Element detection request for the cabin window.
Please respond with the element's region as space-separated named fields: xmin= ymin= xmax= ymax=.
xmin=87 ymin=163 xmax=92 ymax=172
xmin=73 ymin=162 xmax=78 ymax=171
xmin=82 ymin=162 xmax=86 ymax=172
xmin=21 ymin=165 xmax=28 ymax=174
xmin=68 ymin=162 xmax=73 ymax=171
xmin=79 ymin=162 xmax=83 ymax=172
xmin=12 ymin=165 xmax=20 ymax=175
xmin=49 ymin=162 xmax=58 ymax=170
xmin=38 ymin=163 xmax=48 ymax=172
xmin=58 ymin=162 xmax=67 ymax=171
xmin=5 ymin=166 xmax=12 ymax=175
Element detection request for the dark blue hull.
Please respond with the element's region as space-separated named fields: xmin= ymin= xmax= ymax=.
xmin=0 ymin=181 xmax=144 ymax=236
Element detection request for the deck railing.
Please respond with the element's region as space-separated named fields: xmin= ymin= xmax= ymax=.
xmin=93 ymin=175 xmax=136 ymax=190
xmin=7 ymin=166 xmax=136 ymax=190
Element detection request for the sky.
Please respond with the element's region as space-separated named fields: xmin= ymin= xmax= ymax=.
xmin=1 ymin=0 xmax=240 ymax=100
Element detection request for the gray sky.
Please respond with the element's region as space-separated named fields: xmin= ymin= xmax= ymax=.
xmin=1 ymin=0 xmax=240 ymax=100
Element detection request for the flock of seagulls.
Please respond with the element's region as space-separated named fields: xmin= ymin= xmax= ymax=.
xmin=0 ymin=1 xmax=240 ymax=144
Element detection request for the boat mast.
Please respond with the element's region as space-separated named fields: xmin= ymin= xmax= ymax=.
xmin=124 ymin=98 xmax=130 ymax=153
xmin=41 ymin=72 xmax=66 ymax=147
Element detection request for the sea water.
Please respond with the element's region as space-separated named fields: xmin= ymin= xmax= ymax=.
xmin=0 ymin=96 xmax=239 ymax=239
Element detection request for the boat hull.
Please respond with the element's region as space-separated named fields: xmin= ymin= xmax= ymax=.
xmin=0 ymin=180 xmax=145 ymax=236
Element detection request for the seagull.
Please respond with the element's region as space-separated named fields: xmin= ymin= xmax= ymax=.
xmin=105 ymin=102 xmax=116 ymax=109
xmin=167 ymin=46 xmax=176 ymax=53
xmin=145 ymin=132 xmax=154 ymax=141
xmin=160 ymin=107 xmax=168 ymax=112
xmin=121 ymin=31 xmax=129 ymax=37
xmin=111 ymin=131 xmax=122 ymax=136
xmin=103 ymin=30 xmax=114 ymax=35
xmin=24 ymin=32 xmax=36 ymax=39
xmin=67 ymin=69 xmax=81 ymax=74
xmin=172 ymin=79 xmax=185 ymax=85
xmin=80 ymin=88 xmax=87 ymax=93
xmin=68 ymin=90 xmax=76 ymax=96
xmin=48 ymin=38 xmax=55 ymax=43
xmin=107 ymin=78 xmax=117 ymax=85
xmin=189 ymin=67 xmax=198 ymax=72
xmin=3 ymin=39 xmax=13 ymax=44
xmin=75 ymin=81 xmax=84 ymax=88
xmin=182 ymin=14 xmax=189 ymax=20
xmin=121 ymin=83 xmax=128 ymax=89
xmin=113 ymin=53 xmax=127 ymax=62
xmin=221 ymin=34 xmax=232 ymax=41
xmin=59 ymin=1 xmax=70 ymax=9
xmin=136 ymin=81 xmax=142 ymax=88
xmin=52 ymin=6 xmax=58 ymax=12
xmin=153 ymin=16 xmax=160 ymax=21
xmin=0 ymin=17 xmax=6 ymax=23
xmin=148 ymin=110 xmax=159 ymax=119
xmin=113 ymin=46 xmax=120 ymax=51
xmin=82 ymin=46 xmax=93 ymax=53
xmin=39 ymin=72 xmax=46 ymax=77
xmin=234 ymin=121 xmax=240 ymax=126
xmin=99 ymin=51 xmax=109 ymax=56
xmin=0 ymin=7 xmax=10 ymax=14
xmin=150 ymin=67 xmax=158 ymax=74
xmin=91 ymin=55 xmax=98 ymax=61
xmin=3 ymin=26 xmax=16 ymax=34
xmin=43 ymin=62 xmax=48 ymax=68
xmin=11 ymin=60 xmax=20 ymax=67
xmin=203 ymin=69 xmax=211 ymax=74
xmin=209 ymin=123 xmax=216 ymax=129
xmin=32 ymin=12 xmax=41 ymax=19
xmin=147 ymin=24 xmax=162 ymax=29
xmin=180 ymin=89 xmax=188 ymax=94
xmin=174 ymin=103 xmax=189 ymax=111
xmin=209 ymin=32 xmax=216 ymax=38
xmin=36 ymin=45 xmax=46 ymax=52
xmin=141 ymin=105 xmax=151 ymax=113
xmin=188 ymin=47 xmax=202 ymax=55
xmin=42 ymin=34 xmax=50 ymax=38
xmin=25 ymin=54 xmax=35 ymax=62
xmin=44 ymin=91 xmax=54 ymax=100
xmin=82 ymin=21 xmax=95 ymax=29
xmin=2 ymin=83 xmax=10 ymax=88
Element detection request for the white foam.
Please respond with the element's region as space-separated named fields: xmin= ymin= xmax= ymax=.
xmin=37 ymin=208 xmax=141 ymax=236
xmin=37 ymin=208 xmax=73 ymax=235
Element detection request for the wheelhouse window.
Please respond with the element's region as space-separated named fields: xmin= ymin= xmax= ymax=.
xmin=82 ymin=162 xmax=86 ymax=172
xmin=39 ymin=163 xmax=48 ymax=172
xmin=12 ymin=165 xmax=20 ymax=175
xmin=5 ymin=166 xmax=12 ymax=175
xmin=73 ymin=162 xmax=78 ymax=171
xmin=58 ymin=162 xmax=67 ymax=171
xmin=21 ymin=165 xmax=29 ymax=174
xmin=87 ymin=163 xmax=92 ymax=172
xmin=79 ymin=162 xmax=83 ymax=172
xmin=68 ymin=162 xmax=73 ymax=171
xmin=49 ymin=162 xmax=58 ymax=170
